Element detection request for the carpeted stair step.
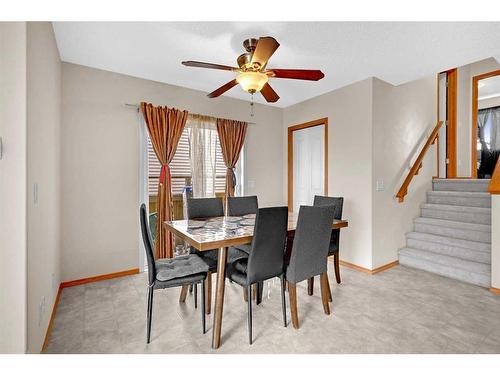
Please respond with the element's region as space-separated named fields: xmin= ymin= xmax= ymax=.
xmin=398 ymin=247 xmax=491 ymax=287
xmin=414 ymin=217 xmax=491 ymax=243
xmin=432 ymin=178 xmax=490 ymax=192
xmin=426 ymin=191 xmax=491 ymax=208
xmin=406 ymin=232 xmax=490 ymax=264
xmin=420 ymin=203 xmax=491 ymax=225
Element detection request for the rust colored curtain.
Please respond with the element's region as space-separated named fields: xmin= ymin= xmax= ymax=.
xmin=141 ymin=102 xmax=188 ymax=259
xmin=216 ymin=118 xmax=248 ymax=198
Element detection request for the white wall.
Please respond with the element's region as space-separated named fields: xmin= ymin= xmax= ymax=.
xmin=283 ymin=79 xmax=374 ymax=269
xmin=61 ymin=63 xmax=284 ymax=281
xmin=456 ymin=58 xmax=500 ymax=177
xmin=372 ymin=77 xmax=437 ymax=268
xmin=0 ymin=22 xmax=27 ymax=354
xmin=26 ymin=22 xmax=62 ymax=353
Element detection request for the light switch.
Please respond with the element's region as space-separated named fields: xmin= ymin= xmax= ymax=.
xmin=248 ymin=179 xmax=255 ymax=189
xmin=376 ymin=179 xmax=384 ymax=192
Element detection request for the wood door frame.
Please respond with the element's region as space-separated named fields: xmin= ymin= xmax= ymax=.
xmin=287 ymin=118 xmax=329 ymax=211
xmin=471 ymin=69 xmax=500 ymax=178
xmin=446 ymin=68 xmax=458 ymax=178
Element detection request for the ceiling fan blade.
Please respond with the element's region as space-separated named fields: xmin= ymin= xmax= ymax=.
xmin=182 ymin=60 xmax=238 ymax=71
xmin=207 ymin=79 xmax=238 ymax=98
xmin=260 ymin=83 xmax=280 ymax=103
xmin=251 ymin=37 xmax=280 ymax=68
xmin=269 ymin=69 xmax=325 ymax=81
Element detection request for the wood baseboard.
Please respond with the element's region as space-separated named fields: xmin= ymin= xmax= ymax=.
xmin=60 ymin=268 xmax=139 ymax=288
xmin=338 ymin=260 xmax=399 ymax=275
xmin=489 ymin=287 xmax=500 ymax=295
xmin=41 ymin=285 xmax=62 ymax=353
xmin=41 ymin=268 xmax=140 ymax=353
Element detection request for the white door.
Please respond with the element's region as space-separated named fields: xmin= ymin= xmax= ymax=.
xmin=293 ymin=125 xmax=325 ymax=212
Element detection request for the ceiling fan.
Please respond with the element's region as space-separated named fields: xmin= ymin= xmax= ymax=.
xmin=182 ymin=36 xmax=325 ymax=103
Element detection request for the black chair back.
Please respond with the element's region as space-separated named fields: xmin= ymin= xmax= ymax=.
xmin=140 ymin=204 xmax=156 ymax=286
xmin=286 ymin=205 xmax=335 ymax=284
xmin=313 ymin=195 xmax=344 ymax=254
xmin=246 ymin=207 xmax=288 ymax=285
xmin=227 ymin=196 xmax=259 ymax=216
xmin=313 ymin=195 xmax=343 ymax=219
xmin=186 ymin=197 xmax=224 ymax=219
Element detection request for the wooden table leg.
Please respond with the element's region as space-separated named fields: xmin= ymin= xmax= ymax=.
xmin=212 ymin=247 xmax=228 ymax=349
xmin=179 ymin=285 xmax=188 ymax=303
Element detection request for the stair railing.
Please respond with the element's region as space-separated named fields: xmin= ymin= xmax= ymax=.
xmin=488 ymin=158 xmax=500 ymax=194
xmin=396 ymin=121 xmax=444 ymax=202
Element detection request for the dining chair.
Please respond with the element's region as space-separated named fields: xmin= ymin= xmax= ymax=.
xmin=226 ymin=195 xmax=264 ymax=303
xmin=226 ymin=206 xmax=289 ymax=344
xmin=285 ymin=205 xmax=335 ymax=329
xmin=140 ymin=204 xmax=208 ymax=343
xmin=307 ymin=195 xmax=344 ymax=299
xmin=182 ymin=197 xmax=248 ymax=314
xmin=227 ymin=195 xmax=258 ymax=254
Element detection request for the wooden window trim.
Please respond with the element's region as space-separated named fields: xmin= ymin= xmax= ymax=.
xmin=471 ymin=69 xmax=500 ymax=179
xmin=287 ymin=118 xmax=329 ymax=211
xmin=446 ymin=68 xmax=458 ymax=178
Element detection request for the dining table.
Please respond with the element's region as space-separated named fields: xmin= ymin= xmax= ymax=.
xmin=163 ymin=211 xmax=348 ymax=349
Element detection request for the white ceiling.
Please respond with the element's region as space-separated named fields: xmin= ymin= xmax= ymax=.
xmin=53 ymin=22 xmax=500 ymax=108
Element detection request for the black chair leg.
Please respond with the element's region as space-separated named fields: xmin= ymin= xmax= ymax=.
xmin=194 ymin=283 xmax=198 ymax=309
xmin=247 ymin=285 xmax=253 ymax=345
xmin=256 ymin=281 xmax=263 ymax=305
xmin=280 ymin=275 xmax=287 ymax=327
xmin=201 ymin=281 xmax=206 ymax=334
xmin=147 ymin=285 xmax=154 ymax=344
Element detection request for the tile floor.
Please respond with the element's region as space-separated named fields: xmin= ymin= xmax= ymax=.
xmin=45 ymin=265 xmax=500 ymax=354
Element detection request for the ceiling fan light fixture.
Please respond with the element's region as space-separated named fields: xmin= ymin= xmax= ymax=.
xmin=236 ymin=71 xmax=268 ymax=93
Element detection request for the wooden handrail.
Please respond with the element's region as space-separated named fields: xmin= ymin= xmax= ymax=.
xmin=396 ymin=121 xmax=444 ymax=202
xmin=488 ymin=157 xmax=500 ymax=194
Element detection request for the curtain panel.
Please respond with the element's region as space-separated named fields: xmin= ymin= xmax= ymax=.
xmin=141 ymin=102 xmax=189 ymax=259
xmin=187 ymin=114 xmax=218 ymax=198
xmin=216 ymin=118 xmax=248 ymax=199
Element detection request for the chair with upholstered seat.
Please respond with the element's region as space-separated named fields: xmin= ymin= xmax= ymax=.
xmin=140 ymin=204 xmax=208 ymax=344
xmin=182 ymin=197 xmax=248 ymax=314
xmin=226 ymin=206 xmax=288 ymax=344
xmin=306 ymin=195 xmax=344 ymax=298
xmin=227 ymin=195 xmax=258 ymax=255
xmin=286 ymin=205 xmax=335 ymax=329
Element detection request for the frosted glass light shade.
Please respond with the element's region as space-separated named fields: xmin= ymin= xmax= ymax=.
xmin=236 ymin=71 xmax=268 ymax=92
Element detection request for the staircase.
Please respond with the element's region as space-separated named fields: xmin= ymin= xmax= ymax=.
xmin=399 ymin=179 xmax=492 ymax=287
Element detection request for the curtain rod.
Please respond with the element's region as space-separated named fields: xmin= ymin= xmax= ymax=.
xmin=125 ymin=103 xmax=256 ymax=125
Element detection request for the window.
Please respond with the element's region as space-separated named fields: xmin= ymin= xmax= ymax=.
xmin=147 ymin=128 xmax=243 ymax=196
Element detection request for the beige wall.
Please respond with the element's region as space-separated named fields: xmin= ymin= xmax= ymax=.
xmin=61 ymin=63 xmax=284 ymax=281
xmin=456 ymin=58 xmax=500 ymax=176
xmin=283 ymin=79 xmax=374 ymax=269
xmin=0 ymin=22 xmax=27 ymax=353
xmin=26 ymin=22 xmax=61 ymax=353
xmin=372 ymin=76 xmax=437 ymax=268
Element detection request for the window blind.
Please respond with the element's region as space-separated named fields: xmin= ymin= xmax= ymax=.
xmin=148 ymin=128 xmax=228 ymax=195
